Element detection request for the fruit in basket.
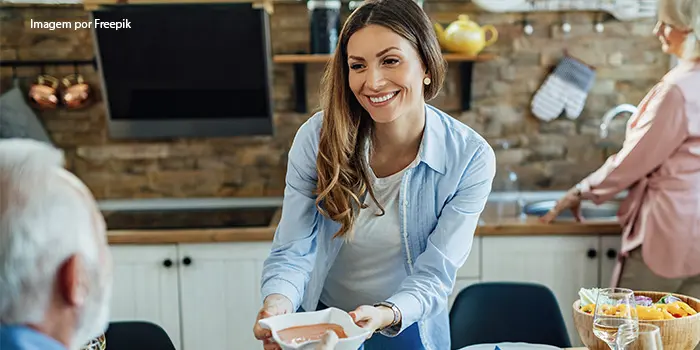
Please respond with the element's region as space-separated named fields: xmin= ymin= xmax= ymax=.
xmin=635 ymin=295 xmax=653 ymax=306
xmin=577 ymin=288 xmax=698 ymax=320
xmin=573 ymin=290 xmax=700 ymax=350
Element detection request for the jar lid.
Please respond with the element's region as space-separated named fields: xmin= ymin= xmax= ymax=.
xmin=307 ymin=0 xmax=341 ymax=10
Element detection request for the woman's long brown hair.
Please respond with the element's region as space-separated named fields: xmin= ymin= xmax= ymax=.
xmin=315 ymin=0 xmax=447 ymax=240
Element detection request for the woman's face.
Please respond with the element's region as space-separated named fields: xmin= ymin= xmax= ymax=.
xmin=654 ymin=7 xmax=692 ymax=57
xmin=346 ymin=24 xmax=427 ymax=124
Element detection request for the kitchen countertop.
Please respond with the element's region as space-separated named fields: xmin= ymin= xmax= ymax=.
xmin=106 ymin=214 xmax=622 ymax=244
xmin=103 ymin=192 xmax=624 ymax=244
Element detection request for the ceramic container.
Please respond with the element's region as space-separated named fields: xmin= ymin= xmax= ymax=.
xmin=257 ymin=307 xmax=371 ymax=350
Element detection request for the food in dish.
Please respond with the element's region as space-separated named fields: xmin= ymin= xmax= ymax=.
xmin=578 ymin=288 xmax=698 ymax=320
xmin=277 ymin=323 xmax=348 ymax=345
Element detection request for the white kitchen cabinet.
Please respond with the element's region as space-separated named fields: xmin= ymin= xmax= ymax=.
xmin=456 ymin=236 xmax=481 ymax=280
xmin=109 ymin=245 xmax=182 ymax=350
xmin=600 ymin=235 xmax=622 ymax=288
xmin=178 ymin=242 xmax=271 ymax=350
xmin=481 ymin=236 xmax=600 ymax=347
xmin=110 ymin=242 xmax=272 ymax=350
xmin=109 ymin=234 xmax=622 ymax=350
xmin=449 ymin=237 xmax=483 ymax=310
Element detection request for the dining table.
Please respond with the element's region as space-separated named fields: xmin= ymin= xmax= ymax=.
xmin=459 ymin=345 xmax=588 ymax=349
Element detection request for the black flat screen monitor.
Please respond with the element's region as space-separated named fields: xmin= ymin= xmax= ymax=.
xmin=91 ymin=3 xmax=274 ymax=139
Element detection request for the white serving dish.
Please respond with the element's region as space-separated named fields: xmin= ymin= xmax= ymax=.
xmin=459 ymin=343 xmax=561 ymax=350
xmin=257 ymin=307 xmax=371 ymax=350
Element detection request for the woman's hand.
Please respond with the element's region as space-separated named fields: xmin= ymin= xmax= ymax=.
xmin=253 ymin=294 xmax=294 ymax=350
xmin=349 ymin=305 xmax=396 ymax=337
xmin=540 ymin=186 xmax=584 ymax=223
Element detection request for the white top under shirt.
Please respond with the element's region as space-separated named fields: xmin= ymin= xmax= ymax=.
xmin=320 ymin=146 xmax=420 ymax=312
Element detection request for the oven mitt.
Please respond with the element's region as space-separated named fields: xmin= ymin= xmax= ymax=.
xmin=531 ymin=56 xmax=596 ymax=122
xmin=0 ymin=85 xmax=53 ymax=144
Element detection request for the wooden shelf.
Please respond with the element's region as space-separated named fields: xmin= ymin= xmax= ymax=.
xmin=272 ymin=53 xmax=497 ymax=64
xmin=83 ymin=0 xmax=273 ymax=13
xmin=273 ymin=52 xmax=498 ymax=113
xmin=273 ymin=54 xmax=333 ymax=64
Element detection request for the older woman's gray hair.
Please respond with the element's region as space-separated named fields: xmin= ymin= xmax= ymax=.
xmin=0 ymin=138 xmax=110 ymax=347
xmin=662 ymin=0 xmax=700 ymax=59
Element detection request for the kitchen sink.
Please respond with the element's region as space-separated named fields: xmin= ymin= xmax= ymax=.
xmin=521 ymin=199 xmax=620 ymax=221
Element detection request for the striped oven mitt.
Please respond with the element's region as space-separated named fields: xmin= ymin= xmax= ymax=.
xmin=531 ymin=56 xmax=596 ymax=122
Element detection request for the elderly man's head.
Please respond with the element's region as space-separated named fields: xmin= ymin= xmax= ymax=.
xmin=0 ymin=139 xmax=112 ymax=349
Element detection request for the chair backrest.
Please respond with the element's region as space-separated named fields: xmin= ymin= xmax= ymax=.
xmin=449 ymin=282 xmax=572 ymax=349
xmin=104 ymin=321 xmax=176 ymax=350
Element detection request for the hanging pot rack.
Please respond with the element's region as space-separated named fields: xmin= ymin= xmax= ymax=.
xmin=0 ymin=58 xmax=97 ymax=68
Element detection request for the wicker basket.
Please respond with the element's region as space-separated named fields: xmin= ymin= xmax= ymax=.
xmin=572 ymin=291 xmax=700 ymax=350
xmin=80 ymin=333 xmax=106 ymax=350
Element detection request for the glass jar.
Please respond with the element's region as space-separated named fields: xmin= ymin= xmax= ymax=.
xmin=308 ymin=0 xmax=342 ymax=54
xmin=348 ymin=0 xmax=423 ymax=11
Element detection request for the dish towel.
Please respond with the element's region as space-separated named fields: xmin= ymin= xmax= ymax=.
xmin=0 ymin=86 xmax=53 ymax=144
xmin=531 ymin=56 xmax=596 ymax=122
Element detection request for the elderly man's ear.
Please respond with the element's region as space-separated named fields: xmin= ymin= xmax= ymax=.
xmin=57 ymin=255 xmax=89 ymax=307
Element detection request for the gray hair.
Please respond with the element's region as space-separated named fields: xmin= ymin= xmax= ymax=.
xmin=0 ymin=139 xmax=100 ymax=324
xmin=662 ymin=0 xmax=700 ymax=60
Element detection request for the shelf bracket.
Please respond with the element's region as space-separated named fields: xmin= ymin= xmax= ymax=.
xmin=293 ymin=62 xmax=307 ymax=114
xmin=459 ymin=61 xmax=474 ymax=111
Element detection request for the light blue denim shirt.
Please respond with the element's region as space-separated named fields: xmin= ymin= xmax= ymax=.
xmin=0 ymin=325 xmax=66 ymax=350
xmin=260 ymin=104 xmax=496 ymax=350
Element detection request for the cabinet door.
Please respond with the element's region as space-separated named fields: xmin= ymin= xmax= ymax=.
xmin=600 ymin=235 xmax=622 ymax=288
xmin=481 ymin=236 xmax=599 ymax=347
xmin=178 ymin=242 xmax=272 ymax=350
xmin=450 ymin=237 xmax=482 ymax=311
xmin=109 ymin=245 xmax=182 ymax=350
xmin=455 ymin=237 xmax=481 ymax=279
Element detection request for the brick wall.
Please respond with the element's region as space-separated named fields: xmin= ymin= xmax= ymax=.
xmin=0 ymin=2 xmax=668 ymax=198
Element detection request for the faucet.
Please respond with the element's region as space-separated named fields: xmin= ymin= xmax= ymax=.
xmin=599 ymin=104 xmax=638 ymax=139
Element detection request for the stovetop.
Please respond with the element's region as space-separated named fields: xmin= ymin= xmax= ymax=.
xmin=103 ymin=206 xmax=280 ymax=230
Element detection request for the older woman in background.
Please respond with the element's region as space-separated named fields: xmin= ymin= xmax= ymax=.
xmin=542 ymin=0 xmax=700 ymax=304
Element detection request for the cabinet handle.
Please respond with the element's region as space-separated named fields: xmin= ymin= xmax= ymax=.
xmin=163 ymin=259 xmax=173 ymax=268
xmin=183 ymin=257 xmax=192 ymax=266
xmin=587 ymin=249 xmax=598 ymax=259
xmin=607 ymin=249 xmax=618 ymax=259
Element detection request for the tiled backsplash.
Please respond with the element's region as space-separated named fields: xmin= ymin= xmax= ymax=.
xmin=0 ymin=2 xmax=668 ymax=198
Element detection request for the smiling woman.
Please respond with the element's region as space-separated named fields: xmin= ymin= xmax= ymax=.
xmin=316 ymin=0 xmax=446 ymax=239
xmin=253 ymin=1 xmax=496 ymax=350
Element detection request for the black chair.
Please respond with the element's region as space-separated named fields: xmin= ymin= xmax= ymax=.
xmin=449 ymin=282 xmax=572 ymax=349
xmin=105 ymin=321 xmax=176 ymax=350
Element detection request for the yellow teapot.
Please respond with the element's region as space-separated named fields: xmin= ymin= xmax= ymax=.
xmin=434 ymin=14 xmax=498 ymax=56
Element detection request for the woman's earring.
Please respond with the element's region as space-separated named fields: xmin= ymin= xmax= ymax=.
xmin=423 ymin=77 xmax=431 ymax=85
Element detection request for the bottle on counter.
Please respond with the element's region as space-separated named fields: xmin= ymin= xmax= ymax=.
xmin=493 ymin=140 xmax=524 ymax=220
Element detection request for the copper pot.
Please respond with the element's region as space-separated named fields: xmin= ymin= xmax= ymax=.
xmin=28 ymin=74 xmax=59 ymax=109
xmin=60 ymin=74 xmax=91 ymax=109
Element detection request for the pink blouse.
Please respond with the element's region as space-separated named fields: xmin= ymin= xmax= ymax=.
xmin=579 ymin=60 xmax=700 ymax=280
